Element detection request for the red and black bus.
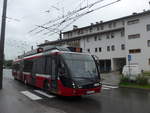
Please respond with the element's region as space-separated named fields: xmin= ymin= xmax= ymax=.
xmin=12 ymin=46 xmax=102 ymax=96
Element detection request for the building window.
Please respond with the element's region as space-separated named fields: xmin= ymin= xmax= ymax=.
xmin=87 ymin=49 xmax=90 ymax=52
xmin=128 ymin=34 xmax=140 ymax=39
xmin=86 ymin=38 xmax=89 ymax=42
xmin=78 ymin=30 xmax=83 ymax=34
xmin=147 ymin=40 xmax=150 ymax=47
xmin=85 ymin=29 xmax=88 ymax=33
xmin=129 ymin=49 xmax=141 ymax=54
xmin=108 ymin=23 xmax=112 ymax=28
xmin=77 ymin=30 xmax=80 ymax=35
xmin=107 ymin=46 xmax=110 ymax=51
xmin=121 ymin=30 xmax=125 ymax=37
xmin=111 ymin=45 xmax=115 ymax=51
xmin=99 ymin=47 xmax=102 ymax=52
xmin=148 ymin=59 xmax=150 ymax=65
xmin=121 ymin=44 xmax=125 ymax=50
xmin=113 ymin=22 xmax=116 ymax=27
xmin=89 ymin=27 xmax=93 ymax=32
xmin=106 ymin=34 xmax=110 ymax=39
xmin=111 ymin=33 xmax=114 ymax=38
xmin=70 ymin=32 xmax=72 ymax=37
xmin=97 ymin=26 xmax=100 ymax=31
xmin=98 ymin=36 xmax=101 ymax=40
xmin=100 ymin=25 xmax=104 ymax=30
xmin=122 ymin=20 xmax=125 ymax=25
xmin=127 ymin=19 xmax=139 ymax=25
xmin=94 ymin=36 xmax=97 ymax=41
xmin=146 ymin=24 xmax=150 ymax=31
xmin=95 ymin=48 xmax=97 ymax=52
xmin=68 ymin=32 xmax=72 ymax=38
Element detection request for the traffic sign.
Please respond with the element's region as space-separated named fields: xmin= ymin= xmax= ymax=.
xmin=128 ymin=55 xmax=132 ymax=61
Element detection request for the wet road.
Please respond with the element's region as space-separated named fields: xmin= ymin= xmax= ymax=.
xmin=0 ymin=69 xmax=150 ymax=113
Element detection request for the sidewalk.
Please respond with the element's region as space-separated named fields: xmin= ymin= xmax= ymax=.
xmin=101 ymin=72 xmax=121 ymax=86
xmin=0 ymin=69 xmax=64 ymax=113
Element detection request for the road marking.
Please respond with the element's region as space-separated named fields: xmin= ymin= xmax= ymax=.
xmin=102 ymin=87 xmax=110 ymax=90
xmin=21 ymin=91 xmax=42 ymax=100
xmin=34 ymin=90 xmax=55 ymax=98
xmin=102 ymin=85 xmax=118 ymax=89
xmin=102 ymin=84 xmax=118 ymax=90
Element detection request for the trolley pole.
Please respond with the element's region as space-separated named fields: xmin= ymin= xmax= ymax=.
xmin=0 ymin=0 xmax=8 ymax=89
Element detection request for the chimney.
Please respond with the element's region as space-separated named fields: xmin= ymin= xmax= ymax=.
xmin=100 ymin=20 xmax=103 ymax=23
xmin=91 ymin=23 xmax=94 ymax=26
xmin=44 ymin=40 xmax=49 ymax=43
xmin=73 ymin=25 xmax=78 ymax=30
xmin=132 ymin=12 xmax=137 ymax=15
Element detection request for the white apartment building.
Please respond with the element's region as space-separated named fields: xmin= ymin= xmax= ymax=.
xmin=39 ymin=10 xmax=150 ymax=72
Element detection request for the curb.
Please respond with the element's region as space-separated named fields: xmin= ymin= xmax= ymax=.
xmin=119 ymin=85 xmax=150 ymax=91
xmin=102 ymin=82 xmax=119 ymax=87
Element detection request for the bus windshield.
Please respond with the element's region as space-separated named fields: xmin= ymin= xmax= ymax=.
xmin=61 ymin=53 xmax=99 ymax=81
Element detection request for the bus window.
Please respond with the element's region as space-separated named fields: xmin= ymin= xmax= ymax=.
xmin=23 ymin=60 xmax=33 ymax=72
xmin=58 ymin=61 xmax=67 ymax=77
xmin=52 ymin=58 xmax=56 ymax=78
xmin=45 ymin=56 xmax=52 ymax=75
xmin=32 ymin=58 xmax=45 ymax=74
xmin=12 ymin=63 xmax=19 ymax=71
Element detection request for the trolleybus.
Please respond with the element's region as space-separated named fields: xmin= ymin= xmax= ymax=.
xmin=12 ymin=46 xmax=102 ymax=96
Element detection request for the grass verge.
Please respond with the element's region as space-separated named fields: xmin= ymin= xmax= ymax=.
xmin=119 ymin=82 xmax=150 ymax=90
xmin=143 ymin=71 xmax=150 ymax=76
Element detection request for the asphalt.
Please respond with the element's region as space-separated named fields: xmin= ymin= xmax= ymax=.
xmin=101 ymin=72 xmax=121 ymax=86
xmin=0 ymin=69 xmax=150 ymax=113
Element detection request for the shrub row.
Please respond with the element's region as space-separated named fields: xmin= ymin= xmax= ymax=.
xmin=120 ymin=75 xmax=149 ymax=85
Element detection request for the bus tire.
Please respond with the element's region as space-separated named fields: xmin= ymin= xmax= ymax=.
xmin=14 ymin=77 xmax=17 ymax=80
xmin=24 ymin=79 xmax=27 ymax=85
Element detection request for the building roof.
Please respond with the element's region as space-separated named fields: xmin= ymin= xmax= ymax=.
xmin=39 ymin=10 xmax=150 ymax=47
xmin=63 ymin=10 xmax=150 ymax=34
xmin=39 ymin=27 xmax=124 ymax=46
xmin=39 ymin=37 xmax=81 ymax=47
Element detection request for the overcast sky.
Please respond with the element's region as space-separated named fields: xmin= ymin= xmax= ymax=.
xmin=0 ymin=0 xmax=150 ymax=60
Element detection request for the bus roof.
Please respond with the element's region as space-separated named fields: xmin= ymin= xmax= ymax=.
xmin=14 ymin=46 xmax=89 ymax=62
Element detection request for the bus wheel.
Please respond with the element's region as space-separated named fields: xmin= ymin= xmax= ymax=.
xmin=24 ymin=79 xmax=27 ymax=85
xmin=44 ymin=81 xmax=50 ymax=90
xmin=14 ymin=77 xmax=17 ymax=80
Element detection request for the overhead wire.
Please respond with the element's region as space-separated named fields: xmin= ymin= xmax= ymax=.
xmin=36 ymin=0 xmax=121 ymax=36
xmin=29 ymin=0 xmax=105 ymax=33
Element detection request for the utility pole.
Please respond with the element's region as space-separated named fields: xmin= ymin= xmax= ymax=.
xmin=0 ymin=0 xmax=8 ymax=89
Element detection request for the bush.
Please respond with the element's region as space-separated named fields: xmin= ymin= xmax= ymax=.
xmin=120 ymin=75 xmax=149 ymax=86
xmin=136 ymin=76 xmax=148 ymax=85
xmin=143 ymin=71 xmax=150 ymax=76
xmin=120 ymin=76 xmax=130 ymax=83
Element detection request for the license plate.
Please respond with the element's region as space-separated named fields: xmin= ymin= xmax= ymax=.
xmin=86 ymin=90 xmax=95 ymax=94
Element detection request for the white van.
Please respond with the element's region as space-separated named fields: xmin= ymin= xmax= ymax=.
xmin=122 ymin=65 xmax=141 ymax=80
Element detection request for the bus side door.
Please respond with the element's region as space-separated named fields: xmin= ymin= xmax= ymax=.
xmin=51 ymin=56 xmax=58 ymax=91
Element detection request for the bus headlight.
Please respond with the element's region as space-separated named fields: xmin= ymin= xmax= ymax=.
xmin=72 ymin=82 xmax=76 ymax=88
xmin=77 ymin=85 xmax=82 ymax=89
xmin=72 ymin=82 xmax=82 ymax=89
